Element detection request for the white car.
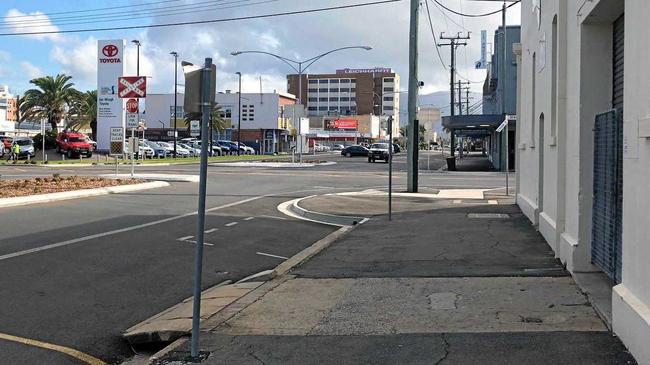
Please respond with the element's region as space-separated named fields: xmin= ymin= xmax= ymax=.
xmin=238 ymin=143 xmax=255 ymax=155
xmin=157 ymin=141 xmax=189 ymax=157
xmin=179 ymin=143 xmax=200 ymax=157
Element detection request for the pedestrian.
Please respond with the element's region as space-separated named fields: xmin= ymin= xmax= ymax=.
xmin=8 ymin=142 xmax=19 ymax=162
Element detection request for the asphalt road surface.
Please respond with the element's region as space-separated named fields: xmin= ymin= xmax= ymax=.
xmin=0 ymin=150 xmax=511 ymax=364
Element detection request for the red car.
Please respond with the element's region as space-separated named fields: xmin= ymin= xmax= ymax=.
xmin=56 ymin=131 xmax=93 ymax=158
xmin=0 ymin=135 xmax=12 ymax=156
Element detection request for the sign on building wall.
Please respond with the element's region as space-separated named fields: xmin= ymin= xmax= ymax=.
xmin=335 ymin=68 xmax=392 ymax=74
xmin=325 ymin=119 xmax=358 ymax=130
xmin=475 ymin=30 xmax=488 ymax=69
xmin=97 ymin=40 xmax=125 ymax=151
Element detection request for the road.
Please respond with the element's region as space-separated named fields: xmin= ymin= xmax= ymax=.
xmin=0 ymin=150 xmax=511 ymax=364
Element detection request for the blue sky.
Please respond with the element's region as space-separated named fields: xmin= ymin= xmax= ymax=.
xmin=0 ymin=0 xmax=520 ymax=99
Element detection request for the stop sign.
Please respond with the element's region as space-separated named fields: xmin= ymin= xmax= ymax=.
xmin=126 ymin=98 xmax=138 ymax=114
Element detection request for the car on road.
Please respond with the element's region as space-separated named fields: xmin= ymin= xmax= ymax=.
xmin=12 ymin=137 xmax=36 ymax=159
xmin=368 ymin=143 xmax=390 ymax=163
xmin=332 ymin=144 xmax=345 ymax=151
xmin=341 ymin=145 xmax=369 ymax=157
xmin=56 ymin=131 xmax=93 ymax=158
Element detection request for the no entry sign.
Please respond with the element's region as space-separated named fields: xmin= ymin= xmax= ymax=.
xmin=118 ymin=76 xmax=146 ymax=98
xmin=126 ymin=98 xmax=138 ymax=113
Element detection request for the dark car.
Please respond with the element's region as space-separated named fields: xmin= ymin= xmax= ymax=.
xmin=368 ymin=143 xmax=390 ymax=163
xmin=215 ymin=141 xmax=232 ymax=154
xmin=341 ymin=145 xmax=369 ymax=157
xmin=392 ymin=143 xmax=401 ymax=153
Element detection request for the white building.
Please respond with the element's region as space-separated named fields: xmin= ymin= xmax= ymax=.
xmin=517 ymin=1 xmax=649 ymax=362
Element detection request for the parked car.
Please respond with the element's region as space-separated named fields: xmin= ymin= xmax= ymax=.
xmin=314 ymin=144 xmax=331 ymax=152
xmin=368 ymin=143 xmax=390 ymax=163
xmin=238 ymin=143 xmax=255 ymax=154
xmin=87 ymin=139 xmax=97 ymax=151
xmin=225 ymin=141 xmax=245 ymax=154
xmin=56 ymin=131 xmax=93 ymax=158
xmin=341 ymin=145 xmax=369 ymax=157
xmin=12 ymin=137 xmax=36 ymax=159
xmin=216 ymin=140 xmax=234 ymax=155
xmin=158 ymin=141 xmax=190 ymax=157
xmin=0 ymin=135 xmax=12 ymax=157
xmin=138 ymin=142 xmax=154 ymax=159
xmin=144 ymin=140 xmax=168 ymax=158
xmin=192 ymin=141 xmax=222 ymax=156
xmin=392 ymin=143 xmax=401 ymax=153
xmin=332 ymin=144 xmax=345 ymax=151
xmin=179 ymin=143 xmax=200 ymax=157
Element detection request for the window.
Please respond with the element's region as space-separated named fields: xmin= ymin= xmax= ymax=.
xmin=318 ymin=79 xmax=328 ymax=84
xmin=340 ymin=88 xmax=350 ymax=93
xmin=383 ymin=106 xmax=393 ymax=111
xmin=169 ymin=106 xmax=185 ymax=119
xmin=319 ymin=97 xmax=328 ymax=102
xmin=384 ymin=77 xmax=394 ymax=83
xmin=384 ymin=87 xmax=394 ymax=92
xmin=350 ymin=97 xmax=356 ymax=101
xmin=308 ymin=106 xmax=317 ymax=111
xmin=308 ymin=97 xmax=317 ymax=102
xmin=318 ymin=106 xmax=328 ymax=111
xmin=330 ymin=79 xmax=340 ymax=83
xmin=329 ymin=88 xmax=339 ymax=92
xmin=319 ymin=88 xmax=328 ymax=92
xmin=329 ymin=97 xmax=338 ymax=102
xmin=340 ymin=97 xmax=349 ymax=102
xmin=308 ymin=79 xmax=318 ymax=84
xmin=351 ymin=88 xmax=356 ymax=92
xmin=384 ymin=96 xmax=394 ymax=101
xmin=308 ymin=88 xmax=318 ymax=93
xmin=350 ymin=79 xmax=357 ymax=84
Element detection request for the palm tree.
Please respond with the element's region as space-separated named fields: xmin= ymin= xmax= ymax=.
xmin=399 ymin=126 xmax=407 ymax=138
xmin=419 ymin=124 xmax=427 ymax=143
xmin=20 ymin=74 xmax=80 ymax=131
xmin=183 ymin=103 xmax=229 ymax=133
xmin=68 ymin=90 xmax=97 ymax=139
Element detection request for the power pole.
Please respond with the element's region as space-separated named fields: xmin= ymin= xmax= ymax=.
xmin=407 ymin=0 xmax=419 ymax=192
xmin=465 ymin=86 xmax=471 ymax=114
xmin=457 ymin=80 xmax=463 ymax=115
xmin=439 ymin=32 xmax=470 ymax=117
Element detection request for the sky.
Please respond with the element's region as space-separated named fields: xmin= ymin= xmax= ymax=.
xmin=0 ymin=0 xmax=521 ymax=107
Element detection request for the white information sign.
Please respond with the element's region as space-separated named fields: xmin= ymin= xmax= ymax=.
xmin=97 ymin=40 xmax=125 ymax=151
xmin=190 ymin=120 xmax=200 ymax=136
xmin=110 ymin=127 xmax=124 ymax=142
xmin=126 ymin=113 xmax=138 ymax=129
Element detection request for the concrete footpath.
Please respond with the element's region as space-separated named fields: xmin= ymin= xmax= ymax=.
xmin=155 ymin=191 xmax=636 ymax=364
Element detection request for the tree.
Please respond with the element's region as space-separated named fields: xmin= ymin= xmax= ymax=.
xmin=418 ymin=124 xmax=426 ymax=143
xmin=20 ymin=74 xmax=80 ymax=131
xmin=183 ymin=103 xmax=229 ymax=134
xmin=68 ymin=90 xmax=98 ymax=139
xmin=399 ymin=126 xmax=407 ymax=138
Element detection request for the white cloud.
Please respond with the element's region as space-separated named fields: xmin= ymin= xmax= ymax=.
xmin=20 ymin=61 xmax=43 ymax=79
xmin=3 ymin=9 xmax=62 ymax=42
xmin=50 ymin=36 xmax=97 ymax=89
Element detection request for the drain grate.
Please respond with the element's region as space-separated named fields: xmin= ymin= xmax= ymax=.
xmin=467 ymin=213 xmax=510 ymax=219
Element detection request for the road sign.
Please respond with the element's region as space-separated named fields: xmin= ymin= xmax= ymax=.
xmin=126 ymin=113 xmax=138 ymax=129
xmin=118 ymin=76 xmax=146 ymax=98
xmin=167 ymin=130 xmax=178 ymax=137
xmin=496 ymin=119 xmax=508 ymax=133
xmin=126 ymin=98 xmax=138 ymax=113
xmin=190 ymin=120 xmax=200 ymax=137
xmin=109 ymin=127 xmax=124 ymax=155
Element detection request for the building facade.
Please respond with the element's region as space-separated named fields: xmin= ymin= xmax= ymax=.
xmin=287 ymin=68 xmax=400 ymax=137
xmin=144 ymin=91 xmax=296 ymax=154
xmin=0 ymin=85 xmax=17 ymax=122
xmin=517 ymin=1 xmax=648 ymax=362
xmin=417 ymin=107 xmax=442 ymax=144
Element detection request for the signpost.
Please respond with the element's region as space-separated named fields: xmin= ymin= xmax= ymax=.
xmin=190 ymin=120 xmax=200 ymax=137
xmin=110 ymin=127 xmax=123 ymax=176
xmin=119 ymin=79 xmax=146 ymax=177
xmin=498 ymin=115 xmax=517 ymax=195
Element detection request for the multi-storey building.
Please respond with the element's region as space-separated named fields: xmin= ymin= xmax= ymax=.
xmin=287 ymin=68 xmax=400 ymax=137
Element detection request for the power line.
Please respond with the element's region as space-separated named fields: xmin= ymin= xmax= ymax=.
xmin=0 ymin=0 xmax=275 ymax=29
xmin=2 ymin=0 xmax=181 ymax=19
xmin=433 ymin=0 xmax=520 ymax=18
xmin=423 ymin=0 xmax=447 ymax=70
xmin=0 ymin=0 xmax=401 ymax=37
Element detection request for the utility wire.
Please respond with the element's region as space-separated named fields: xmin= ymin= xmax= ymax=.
xmin=2 ymin=0 xmax=181 ymax=19
xmin=0 ymin=0 xmax=401 ymax=37
xmin=3 ymin=0 xmax=252 ymax=25
xmin=0 ymin=0 xmax=276 ymax=30
xmin=423 ymin=0 xmax=447 ymax=70
xmin=433 ymin=0 xmax=520 ymax=18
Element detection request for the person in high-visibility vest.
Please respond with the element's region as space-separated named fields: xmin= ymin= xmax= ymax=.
xmin=9 ymin=143 xmax=19 ymax=161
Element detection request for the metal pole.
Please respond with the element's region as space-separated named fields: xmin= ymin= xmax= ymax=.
xmin=41 ymin=119 xmax=45 ymax=162
xmin=505 ymin=120 xmax=509 ymax=195
xmin=173 ymin=53 xmax=178 ymax=158
xmin=298 ymin=64 xmax=303 ymax=163
xmin=388 ymin=116 xmax=393 ymax=221
xmin=406 ymin=0 xmax=419 ymax=193
xmin=191 ymin=57 xmax=212 ymax=358
xmin=237 ymin=72 xmax=242 ymax=156
xmin=450 ymin=40 xmax=456 ymax=117
xmin=130 ymin=129 xmax=135 ymax=177
xmin=502 ymin=1 xmax=508 ymax=194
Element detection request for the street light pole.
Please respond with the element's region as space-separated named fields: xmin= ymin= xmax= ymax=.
xmin=236 ymin=72 xmax=242 ymax=156
xmin=231 ymin=46 xmax=373 ymax=163
xmin=170 ymin=51 xmax=179 ymax=158
xmin=131 ymin=40 xmax=141 ymax=177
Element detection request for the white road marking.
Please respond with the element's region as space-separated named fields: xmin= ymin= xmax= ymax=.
xmin=225 ymin=222 xmax=238 ymax=227
xmin=256 ymin=252 xmax=288 ymax=260
xmin=0 ymin=195 xmax=265 ymax=262
xmin=178 ymin=236 xmax=194 ymax=241
xmin=243 ymin=217 xmax=254 ymax=221
xmin=258 ymin=215 xmax=287 ymax=220
xmin=204 ymin=228 xmax=218 ymax=233
xmin=185 ymin=240 xmax=214 ymax=246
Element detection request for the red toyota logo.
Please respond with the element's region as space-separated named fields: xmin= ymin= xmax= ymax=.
xmin=102 ymin=44 xmax=118 ymax=57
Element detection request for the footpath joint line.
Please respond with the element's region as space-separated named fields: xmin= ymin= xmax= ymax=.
xmin=0 ymin=332 xmax=107 ymax=365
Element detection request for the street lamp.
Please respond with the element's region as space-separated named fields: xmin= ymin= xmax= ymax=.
xmin=170 ymin=51 xmax=179 ymax=158
xmin=131 ymin=40 xmax=141 ymax=76
xmin=235 ymin=72 xmax=242 ymax=156
xmin=130 ymin=40 xmax=141 ymax=177
xmin=231 ymin=46 xmax=373 ymax=161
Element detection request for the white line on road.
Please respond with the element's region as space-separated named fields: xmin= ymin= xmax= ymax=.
xmin=204 ymin=228 xmax=218 ymax=233
xmin=225 ymin=222 xmax=238 ymax=227
xmin=177 ymin=236 xmax=194 ymax=241
xmin=186 ymin=240 xmax=214 ymax=246
xmin=256 ymin=252 xmax=288 ymax=260
xmin=243 ymin=217 xmax=254 ymax=221
xmin=0 ymin=195 xmax=265 ymax=262
xmin=258 ymin=215 xmax=287 ymax=220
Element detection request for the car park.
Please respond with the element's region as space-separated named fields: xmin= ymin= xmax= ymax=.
xmin=368 ymin=143 xmax=390 ymax=163
xmin=56 ymin=131 xmax=93 ymax=158
xmin=341 ymin=145 xmax=369 ymax=157
xmin=144 ymin=141 xmax=168 ymax=158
